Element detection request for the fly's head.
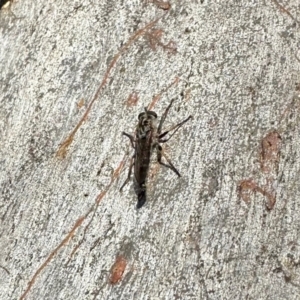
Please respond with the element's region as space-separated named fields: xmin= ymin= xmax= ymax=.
xmin=136 ymin=107 xmax=157 ymax=139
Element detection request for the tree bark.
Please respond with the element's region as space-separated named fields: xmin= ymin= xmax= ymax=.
xmin=0 ymin=0 xmax=300 ymax=299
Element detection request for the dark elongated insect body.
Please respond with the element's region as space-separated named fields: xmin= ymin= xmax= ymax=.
xmin=120 ymin=99 xmax=192 ymax=208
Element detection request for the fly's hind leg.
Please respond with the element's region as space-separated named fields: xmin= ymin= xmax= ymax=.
xmin=120 ymin=156 xmax=134 ymax=191
xmin=156 ymin=144 xmax=181 ymax=177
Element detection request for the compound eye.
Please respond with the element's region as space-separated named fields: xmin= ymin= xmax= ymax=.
xmin=147 ymin=111 xmax=157 ymax=118
xmin=138 ymin=112 xmax=146 ymax=120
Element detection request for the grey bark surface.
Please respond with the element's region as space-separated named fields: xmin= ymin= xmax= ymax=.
xmin=1 ymin=0 xmax=300 ymax=299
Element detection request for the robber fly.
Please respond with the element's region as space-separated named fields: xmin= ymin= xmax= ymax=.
xmin=120 ymin=99 xmax=192 ymax=208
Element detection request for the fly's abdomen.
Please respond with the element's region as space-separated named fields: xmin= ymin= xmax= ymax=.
xmin=133 ymin=145 xmax=151 ymax=208
xmin=134 ymin=140 xmax=151 ymax=183
xmin=134 ymin=181 xmax=146 ymax=209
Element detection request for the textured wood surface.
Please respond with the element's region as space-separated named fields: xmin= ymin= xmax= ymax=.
xmin=1 ymin=0 xmax=300 ymax=299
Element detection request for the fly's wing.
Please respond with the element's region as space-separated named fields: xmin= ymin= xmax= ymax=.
xmin=133 ymin=129 xmax=153 ymax=209
xmin=134 ymin=129 xmax=152 ymax=185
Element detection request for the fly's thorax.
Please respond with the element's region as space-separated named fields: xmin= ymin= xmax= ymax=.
xmin=136 ymin=109 xmax=158 ymax=139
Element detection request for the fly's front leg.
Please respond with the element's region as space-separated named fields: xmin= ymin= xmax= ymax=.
xmin=122 ymin=132 xmax=135 ymax=148
xmin=158 ymin=115 xmax=192 ymax=143
xmin=156 ymin=144 xmax=181 ymax=177
xmin=120 ymin=155 xmax=134 ymax=191
xmin=157 ymin=99 xmax=175 ymax=134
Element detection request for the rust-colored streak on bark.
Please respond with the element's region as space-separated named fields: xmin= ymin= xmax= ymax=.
xmin=96 ymin=191 xmax=107 ymax=205
xmin=109 ymin=256 xmax=127 ymax=284
xmin=68 ymin=208 xmax=98 ymax=259
xmin=148 ymin=94 xmax=162 ymax=111
xmin=270 ymin=0 xmax=297 ymax=22
xmin=152 ymin=0 xmax=171 ymax=10
xmin=238 ymin=179 xmax=276 ymax=209
xmin=67 ymin=192 xmax=105 ymax=259
xmin=146 ymin=28 xmax=177 ymax=54
xmin=56 ymin=13 xmax=167 ymax=158
xmin=125 ymin=92 xmax=139 ymax=107
xmin=20 ymin=217 xmax=85 ymax=300
xmin=238 ymin=179 xmax=257 ymax=203
xmin=148 ymin=76 xmax=179 ymax=110
xmin=238 ymin=130 xmax=281 ymax=210
xmin=112 ymin=158 xmax=126 ymax=181
xmin=260 ymin=130 xmax=281 ymax=174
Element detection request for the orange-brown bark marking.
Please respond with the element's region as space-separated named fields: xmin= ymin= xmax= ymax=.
xmin=238 ymin=179 xmax=259 ymax=203
xmin=146 ymin=28 xmax=177 ymax=55
xmin=110 ymin=256 xmax=127 ymax=284
xmin=260 ymin=130 xmax=281 ymax=174
xmin=151 ymin=0 xmax=171 ymax=10
xmin=270 ymin=0 xmax=296 ymax=22
xmin=238 ymin=179 xmax=276 ymax=209
xmin=125 ymin=92 xmax=139 ymax=107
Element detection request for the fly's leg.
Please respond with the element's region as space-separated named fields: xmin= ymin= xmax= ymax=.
xmin=156 ymin=144 xmax=181 ymax=177
xmin=122 ymin=132 xmax=135 ymax=148
xmin=120 ymin=156 xmax=134 ymax=191
xmin=158 ymin=115 xmax=192 ymax=143
xmin=157 ymin=99 xmax=175 ymax=134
